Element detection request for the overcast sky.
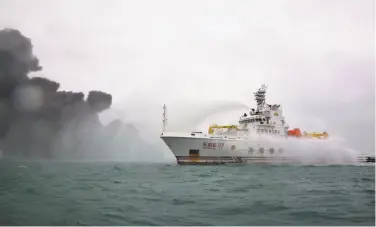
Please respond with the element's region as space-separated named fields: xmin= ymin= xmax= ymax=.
xmin=0 ymin=0 xmax=374 ymax=155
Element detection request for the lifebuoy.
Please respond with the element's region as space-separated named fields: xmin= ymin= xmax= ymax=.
xmin=231 ymin=145 xmax=236 ymax=150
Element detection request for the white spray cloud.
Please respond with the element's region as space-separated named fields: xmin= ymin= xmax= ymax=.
xmin=259 ymin=134 xmax=361 ymax=165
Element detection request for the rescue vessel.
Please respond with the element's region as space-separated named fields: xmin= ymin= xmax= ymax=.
xmin=160 ymin=85 xmax=373 ymax=164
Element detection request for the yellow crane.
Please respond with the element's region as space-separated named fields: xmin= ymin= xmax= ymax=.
xmin=208 ymin=124 xmax=239 ymax=134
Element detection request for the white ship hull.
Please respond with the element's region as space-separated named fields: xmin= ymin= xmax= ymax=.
xmin=161 ymin=132 xmax=305 ymax=164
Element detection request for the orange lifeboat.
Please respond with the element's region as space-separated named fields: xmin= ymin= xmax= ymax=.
xmin=287 ymin=128 xmax=302 ymax=137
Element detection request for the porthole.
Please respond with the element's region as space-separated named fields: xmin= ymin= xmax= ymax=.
xmin=259 ymin=147 xmax=265 ymax=154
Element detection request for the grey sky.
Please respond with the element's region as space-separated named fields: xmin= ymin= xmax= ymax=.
xmin=0 ymin=0 xmax=374 ymax=157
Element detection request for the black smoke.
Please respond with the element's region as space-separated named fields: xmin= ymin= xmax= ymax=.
xmin=0 ymin=28 xmax=124 ymax=159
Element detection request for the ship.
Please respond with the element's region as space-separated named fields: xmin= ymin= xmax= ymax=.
xmin=160 ymin=85 xmax=373 ymax=164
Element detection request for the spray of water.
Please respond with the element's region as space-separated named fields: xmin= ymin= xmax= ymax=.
xmin=102 ymin=98 xmax=365 ymax=165
xmin=103 ymin=99 xmax=250 ymax=136
xmin=259 ymin=134 xmax=361 ymax=165
xmin=166 ymin=100 xmax=250 ymax=132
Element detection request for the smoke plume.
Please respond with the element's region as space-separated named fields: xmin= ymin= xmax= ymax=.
xmin=0 ymin=28 xmax=133 ymax=159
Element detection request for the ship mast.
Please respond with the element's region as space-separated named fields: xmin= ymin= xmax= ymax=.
xmin=162 ymin=104 xmax=167 ymax=133
xmin=254 ymin=84 xmax=268 ymax=112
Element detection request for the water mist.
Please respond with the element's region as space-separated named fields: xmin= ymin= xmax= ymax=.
xmin=259 ymin=134 xmax=361 ymax=165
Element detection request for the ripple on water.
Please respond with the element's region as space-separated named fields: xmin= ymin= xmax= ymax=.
xmin=0 ymin=161 xmax=374 ymax=226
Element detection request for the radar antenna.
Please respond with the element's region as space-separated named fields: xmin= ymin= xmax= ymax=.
xmin=254 ymin=84 xmax=268 ymax=111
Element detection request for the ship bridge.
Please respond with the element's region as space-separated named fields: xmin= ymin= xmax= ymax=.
xmin=238 ymin=85 xmax=288 ymax=136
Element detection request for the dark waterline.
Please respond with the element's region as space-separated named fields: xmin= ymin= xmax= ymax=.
xmin=0 ymin=160 xmax=374 ymax=226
